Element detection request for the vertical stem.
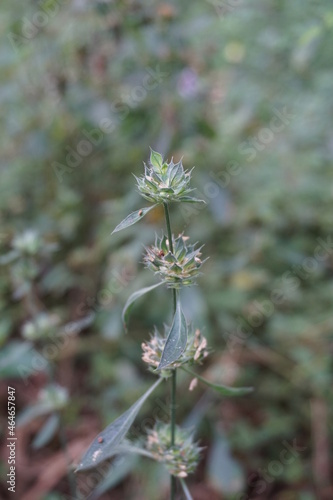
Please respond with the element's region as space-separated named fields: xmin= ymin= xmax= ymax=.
xmin=170 ymin=368 xmax=177 ymax=499
xmin=163 ymin=203 xmax=177 ymax=500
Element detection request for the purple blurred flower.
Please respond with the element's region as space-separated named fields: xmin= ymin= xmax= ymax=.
xmin=177 ymin=68 xmax=199 ymax=99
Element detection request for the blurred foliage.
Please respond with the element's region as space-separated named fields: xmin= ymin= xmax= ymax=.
xmin=1 ymin=0 xmax=333 ymax=498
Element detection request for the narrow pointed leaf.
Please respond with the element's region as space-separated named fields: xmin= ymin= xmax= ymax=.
xmin=111 ymin=205 xmax=157 ymax=234
xmin=179 ymin=196 xmax=206 ymax=203
xmin=158 ymin=294 xmax=188 ymax=370
xmin=182 ymin=367 xmax=253 ymax=397
xmin=32 ymin=413 xmax=60 ymax=449
xmin=122 ymin=282 xmax=163 ymax=328
xmin=75 ymin=378 xmax=163 ymax=472
xmin=180 ymin=478 xmax=194 ymax=500
xmin=149 ymin=148 xmax=163 ymax=169
xmin=96 ymin=444 xmax=154 ymax=460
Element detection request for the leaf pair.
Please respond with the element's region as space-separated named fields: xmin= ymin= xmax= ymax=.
xmin=122 ymin=284 xmax=188 ymax=369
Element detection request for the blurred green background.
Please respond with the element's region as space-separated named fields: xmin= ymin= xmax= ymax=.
xmin=1 ymin=0 xmax=333 ymax=499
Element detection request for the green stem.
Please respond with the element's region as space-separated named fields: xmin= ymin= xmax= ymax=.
xmin=163 ymin=203 xmax=177 ymax=500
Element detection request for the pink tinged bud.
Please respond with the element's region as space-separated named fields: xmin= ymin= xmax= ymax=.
xmin=189 ymin=378 xmax=198 ymax=391
xmin=178 ymin=471 xmax=188 ymax=478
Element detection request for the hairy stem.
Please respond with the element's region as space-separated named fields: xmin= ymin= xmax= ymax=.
xmin=163 ymin=202 xmax=177 ymax=500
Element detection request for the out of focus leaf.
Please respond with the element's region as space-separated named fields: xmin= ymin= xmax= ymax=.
xmin=207 ymin=431 xmax=245 ymax=494
xmin=32 ymin=414 xmax=60 ymax=449
xmin=88 ymin=455 xmax=138 ymax=500
xmin=0 ymin=341 xmax=46 ymax=379
xmin=0 ymin=250 xmax=19 ymax=265
xmin=17 ymin=403 xmax=54 ymax=427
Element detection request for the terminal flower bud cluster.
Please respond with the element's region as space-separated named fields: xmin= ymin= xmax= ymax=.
xmin=135 ymin=149 xmax=198 ymax=204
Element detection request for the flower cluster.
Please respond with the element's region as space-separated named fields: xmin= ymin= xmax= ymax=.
xmin=143 ymin=233 xmax=205 ymax=288
xmin=146 ymin=423 xmax=202 ymax=478
xmin=135 ymin=150 xmax=197 ymax=204
xmin=22 ymin=312 xmax=59 ymax=341
xmin=142 ymin=326 xmax=208 ymax=375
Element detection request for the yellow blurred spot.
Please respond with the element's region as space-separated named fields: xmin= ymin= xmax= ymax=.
xmin=146 ymin=204 xmax=164 ymax=223
xmin=224 ymin=42 xmax=245 ymax=63
xmin=231 ymin=270 xmax=267 ymax=291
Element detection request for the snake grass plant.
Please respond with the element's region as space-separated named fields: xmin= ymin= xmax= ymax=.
xmin=76 ymin=149 xmax=252 ymax=499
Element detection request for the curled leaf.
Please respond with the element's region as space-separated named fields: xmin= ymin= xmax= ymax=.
xmin=111 ymin=205 xmax=157 ymax=234
xmin=122 ymin=282 xmax=164 ymax=329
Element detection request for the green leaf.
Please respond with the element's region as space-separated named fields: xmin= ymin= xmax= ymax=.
xmin=207 ymin=430 xmax=245 ymax=494
xmin=96 ymin=443 xmax=154 ymax=460
xmin=0 ymin=250 xmax=19 ymax=265
xmin=0 ymin=341 xmax=48 ymax=379
xmin=122 ymin=281 xmax=163 ymax=328
xmin=111 ymin=205 xmax=157 ymax=235
xmin=17 ymin=402 xmax=54 ymax=427
xmin=32 ymin=414 xmax=60 ymax=449
xmin=182 ymin=367 xmax=253 ymax=397
xmin=158 ymin=293 xmax=188 ymax=370
xmin=180 ymin=478 xmax=194 ymax=500
xmin=149 ymin=148 xmax=163 ymax=170
xmin=88 ymin=455 xmax=138 ymax=500
xmin=75 ymin=378 xmax=163 ymax=472
xmin=179 ymin=196 xmax=206 ymax=203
